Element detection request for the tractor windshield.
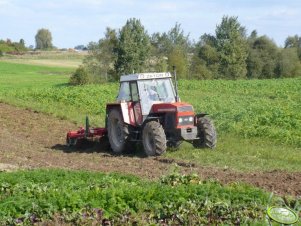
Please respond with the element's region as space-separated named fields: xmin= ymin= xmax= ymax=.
xmin=138 ymin=78 xmax=176 ymax=115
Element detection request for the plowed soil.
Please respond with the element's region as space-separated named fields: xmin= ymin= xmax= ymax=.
xmin=0 ymin=102 xmax=300 ymax=197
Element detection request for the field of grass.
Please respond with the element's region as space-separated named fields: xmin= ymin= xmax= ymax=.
xmin=0 ymin=51 xmax=85 ymax=68
xmin=0 ymin=169 xmax=273 ymax=225
xmin=1 ymin=60 xmax=301 ymax=225
xmin=0 ymin=61 xmax=301 ymax=172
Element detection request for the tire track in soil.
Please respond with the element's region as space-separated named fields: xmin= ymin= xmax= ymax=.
xmin=0 ymin=102 xmax=300 ymax=197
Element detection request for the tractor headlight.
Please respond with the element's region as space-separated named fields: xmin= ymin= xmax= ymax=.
xmin=178 ymin=116 xmax=194 ymax=125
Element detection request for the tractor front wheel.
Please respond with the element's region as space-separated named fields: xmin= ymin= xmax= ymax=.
xmin=193 ymin=116 xmax=217 ymax=149
xmin=107 ymin=109 xmax=129 ymax=153
xmin=142 ymin=121 xmax=167 ymax=156
xmin=167 ymin=141 xmax=182 ymax=149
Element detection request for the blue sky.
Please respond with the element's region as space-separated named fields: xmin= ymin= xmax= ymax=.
xmin=0 ymin=0 xmax=300 ymax=48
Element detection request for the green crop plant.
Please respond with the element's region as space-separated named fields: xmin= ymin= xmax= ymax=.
xmin=0 ymin=61 xmax=301 ymax=171
xmin=0 ymin=169 xmax=273 ymax=225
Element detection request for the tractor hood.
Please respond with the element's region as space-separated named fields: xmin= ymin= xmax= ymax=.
xmin=151 ymin=102 xmax=194 ymax=113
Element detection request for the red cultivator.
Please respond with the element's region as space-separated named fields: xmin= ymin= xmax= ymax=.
xmin=66 ymin=116 xmax=107 ymax=147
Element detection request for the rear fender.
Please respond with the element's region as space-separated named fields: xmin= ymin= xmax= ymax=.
xmin=106 ymin=102 xmax=136 ymax=126
xmin=195 ymin=113 xmax=208 ymax=118
xmin=106 ymin=103 xmax=130 ymax=125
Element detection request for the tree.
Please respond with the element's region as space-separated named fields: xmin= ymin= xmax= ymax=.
xmin=191 ymin=33 xmax=219 ymax=79
xmin=246 ymin=36 xmax=278 ymax=79
xmin=277 ymin=48 xmax=301 ymax=78
xmin=150 ymin=23 xmax=190 ymax=78
xmin=74 ymin=45 xmax=87 ymax=51
xmin=167 ymin=47 xmax=188 ymax=78
xmin=284 ymin=35 xmax=301 ymax=60
xmin=100 ymin=28 xmax=118 ymax=80
xmin=215 ymin=16 xmax=248 ymax=79
xmin=190 ymin=54 xmax=215 ymax=79
xmin=19 ymin=39 xmax=25 ymax=48
xmin=35 ymin=28 xmax=53 ymax=50
xmin=115 ymin=18 xmax=150 ymax=75
xmin=83 ymin=27 xmax=118 ymax=82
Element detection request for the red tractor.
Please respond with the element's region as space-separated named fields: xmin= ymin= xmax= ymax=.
xmin=67 ymin=71 xmax=217 ymax=156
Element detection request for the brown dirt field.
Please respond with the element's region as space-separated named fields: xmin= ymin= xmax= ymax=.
xmin=0 ymin=102 xmax=300 ymax=197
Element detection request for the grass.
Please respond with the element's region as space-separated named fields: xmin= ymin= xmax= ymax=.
xmin=166 ymin=134 xmax=301 ymax=172
xmin=0 ymin=61 xmax=72 ymax=89
xmin=0 ymin=51 xmax=85 ymax=68
xmin=0 ymin=61 xmax=301 ymax=172
xmin=0 ymin=169 xmax=272 ymax=225
xmin=0 ymin=59 xmax=300 ymax=225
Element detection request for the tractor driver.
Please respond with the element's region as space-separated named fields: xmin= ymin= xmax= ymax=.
xmin=147 ymin=86 xmax=159 ymax=101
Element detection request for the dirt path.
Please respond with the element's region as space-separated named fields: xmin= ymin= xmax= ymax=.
xmin=0 ymin=102 xmax=300 ymax=197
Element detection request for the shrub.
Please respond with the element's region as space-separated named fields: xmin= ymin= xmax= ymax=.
xmin=69 ymin=66 xmax=89 ymax=85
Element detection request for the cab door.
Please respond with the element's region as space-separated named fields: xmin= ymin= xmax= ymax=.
xmin=129 ymin=81 xmax=143 ymax=125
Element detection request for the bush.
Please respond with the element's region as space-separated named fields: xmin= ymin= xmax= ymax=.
xmin=69 ymin=66 xmax=89 ymax=85
xmin=0 ymin=50 xmax=3 ymax=57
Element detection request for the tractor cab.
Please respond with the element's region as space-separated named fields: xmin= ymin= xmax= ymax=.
xmin=105 ymin=72 xmax=217 ymax=156
xmin=116 ymin=73 xmax=177 ymax=124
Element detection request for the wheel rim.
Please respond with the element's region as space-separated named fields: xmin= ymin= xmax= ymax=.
xmin=145 ymin=131 xmax=155 ymax=153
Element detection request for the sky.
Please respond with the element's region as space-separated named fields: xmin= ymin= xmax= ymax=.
xmin=0 ymin=0 xmax=300 ymax=48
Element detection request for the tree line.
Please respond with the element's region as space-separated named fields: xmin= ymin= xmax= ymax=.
xmin=1 ymin=16 xmax=300 ymax=82
xmin=71 ymin=16 xmax=301 ymax=84
xmin=0 ymin=28 xmax=53 ymax=55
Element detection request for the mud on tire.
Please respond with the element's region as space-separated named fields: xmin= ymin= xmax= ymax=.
xmin=193 ymin=116 xmax=217 ymax=149
xmin=107 ymin=109 xmax=129 ymax=153
xmin=142 ymin=121 xmax=167 ymax=156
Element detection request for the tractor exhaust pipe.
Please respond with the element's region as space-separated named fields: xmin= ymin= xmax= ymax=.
xmin=173 ymin=65 xmax=179 ymax=102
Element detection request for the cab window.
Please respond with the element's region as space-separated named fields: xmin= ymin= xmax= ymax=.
xmin=117 ymin=82 xmax=131 ymax=101
xmin=130 ymin=82 xmax=139 ymax=102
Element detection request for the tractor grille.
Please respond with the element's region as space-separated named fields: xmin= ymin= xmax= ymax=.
xmin=177 ymin=105 xmax=193 ymax=112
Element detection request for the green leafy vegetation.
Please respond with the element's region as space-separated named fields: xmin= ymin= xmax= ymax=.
xmin=1 ymin=62 xmax=300 ymax=147
xmin=0 ymin=39 xmax=27 ymax=53
xmin=0 ymin=61 xmax=301 ymax=172
xmin=0 ymin=169 xmax=271 ymax=225
xmin=69 ymin=66 xmax=89 ymax=85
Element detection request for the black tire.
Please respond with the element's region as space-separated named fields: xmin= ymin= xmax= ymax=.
xmin=142 ymin=121 xmax=167 ymax=156
xmin=167 ymin=141 xmax=182 ymax=149
xmin=193 ymin=116 xmax=217 ymax=149
xmin=107 ymin=109 xmax=129 ymax=153
xmin=66 ymin=137 xmax=77 ymax=147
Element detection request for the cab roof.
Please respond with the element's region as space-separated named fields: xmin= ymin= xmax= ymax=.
xmin=120 ymin=72 xmax=172 ymax=82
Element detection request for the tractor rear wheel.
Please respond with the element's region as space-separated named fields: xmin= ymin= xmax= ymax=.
xmin=142 ymin=121 xmax=167 ymax=156
xmin=193 ymin=116 xmax=217 ymax=149
xmin=107 ymin=109 xmax=129 ymax=153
